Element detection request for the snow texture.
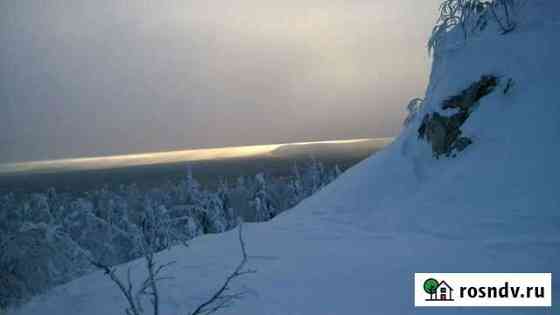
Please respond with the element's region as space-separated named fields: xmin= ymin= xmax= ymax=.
xmin=9 ymin=1 xmax=560 ymax=314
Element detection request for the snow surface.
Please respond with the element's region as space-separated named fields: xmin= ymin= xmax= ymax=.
xmin=10 ymin=2 xmax=560 ymax=314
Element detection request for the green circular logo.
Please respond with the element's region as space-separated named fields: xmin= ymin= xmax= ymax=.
xmin=423 ymin=278 xmax=439 ymax=295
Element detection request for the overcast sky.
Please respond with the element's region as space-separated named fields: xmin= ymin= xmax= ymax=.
xmin=0 ymin=0 xmax=440 ymax=163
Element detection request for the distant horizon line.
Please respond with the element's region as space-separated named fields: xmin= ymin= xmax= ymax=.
xmin=0 ymin=138 xmax=394 ymax=175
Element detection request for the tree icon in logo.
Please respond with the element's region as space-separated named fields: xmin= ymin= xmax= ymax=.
xmin=423 ymin=278 xmax=439 ymax=300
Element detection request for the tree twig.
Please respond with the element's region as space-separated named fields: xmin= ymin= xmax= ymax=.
xmin=90 ymin=260 xmax=142 ymax=315
xmin=190 ymin=223 xmax=255 ymax=315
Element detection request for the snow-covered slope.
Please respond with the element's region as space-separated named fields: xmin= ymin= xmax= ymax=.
xmin=10 ymin=2 xmax=560 ymax=314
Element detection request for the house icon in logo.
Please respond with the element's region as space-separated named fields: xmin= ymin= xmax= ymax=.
xmin=423 ymin=278 xmax=454 ymax=301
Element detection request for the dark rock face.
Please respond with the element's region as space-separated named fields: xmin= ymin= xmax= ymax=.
xmin=454 ymin=137 xmax=473 ymax=152
xmin=420 ymin=112 xmax=469 ymax=158
xmin=418 ymin=75 xmax=499 ymax=158
xmin=442 ymin=75 xmax=498 ymax=111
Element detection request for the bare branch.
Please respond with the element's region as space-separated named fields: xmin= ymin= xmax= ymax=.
xmin=93 ymin=205 xmax=253 ymax=315
xmin=190 ymin=223 xmax=255 ymax=315
xmin=145 ymin=252 xmax=160 ymax=315
xmin=91 ymin=206 xmax=178 ymax=315
xmin=154 ymin=261 xmax=176 ymax=277
xmin=428 ymin=0 xmax=519 ymax=54
xmin=90 ymin=260 xmax=142 ymax=315
xmin=489 ymin=0 xmax=516 ymax=34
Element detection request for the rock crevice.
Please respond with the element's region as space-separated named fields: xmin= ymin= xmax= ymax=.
xmin=418 ymin=75 xmax=498 ymax=158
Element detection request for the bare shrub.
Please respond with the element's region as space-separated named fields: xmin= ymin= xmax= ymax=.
xmin=429 ymin=0 xmax=520 ymax=54
xmin=92 ymin=221 xmax=254 ymax=315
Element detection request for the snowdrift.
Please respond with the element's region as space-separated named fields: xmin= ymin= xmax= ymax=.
xmin=10 ymin=1 xmax=560 ymax=314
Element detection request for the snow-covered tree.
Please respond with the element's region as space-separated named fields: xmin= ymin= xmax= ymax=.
xmin=0 ymin=158 xmax=347 ymax=308
xmin=302 ymin=157 xmax=327 ymax=194
xmin=63 ymin=198 xmax=136 ymax=266
xmin=334 ymin=165 xmax=343 ymax=178
xmin=21 ymin=193 xmax=53 ymax=225
xmin=0 ymin=193 xmax=18 ymax=233
xmin=403 ymin=98 xmax=424 ymax=126
xmin=250 ymin=173 xmax=277 ymax=221
xmin=0 ymin=222 xmax=90 ymax=308
xmin=429 ymin=0 xmax=520 ymax=54
xmin=287 ymin=163 xmax=305 ymax=207
xmin=328 ymin=164 xmax=343 ymax=183
xmin=217 ymin=179 xmax=236 ymax=229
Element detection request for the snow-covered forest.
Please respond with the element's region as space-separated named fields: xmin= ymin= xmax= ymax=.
xmin=0 ymin=158 xmax=342 ymax=308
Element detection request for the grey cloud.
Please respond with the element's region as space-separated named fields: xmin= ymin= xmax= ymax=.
xmin=0 ymin=0 xmax=440 ymax=163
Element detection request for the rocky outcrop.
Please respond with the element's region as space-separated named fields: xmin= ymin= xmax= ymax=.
xmin=418 ymin=75 xmax=498 ymax=158
xmin=442 ymin=75 xmax=498 ymax=111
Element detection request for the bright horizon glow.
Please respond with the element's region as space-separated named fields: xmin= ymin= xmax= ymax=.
xmin=0 ymin=138 xmax=393 ymax=175
xmin=1 ymin=1 xmax=439 ymax=163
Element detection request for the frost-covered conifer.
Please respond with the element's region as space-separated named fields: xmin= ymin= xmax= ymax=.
xmin=288 ymin=163 xmax=305 ymax=207
xmin=251 ymin=173 xmax=277 ymax=221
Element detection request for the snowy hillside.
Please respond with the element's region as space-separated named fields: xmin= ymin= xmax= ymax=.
xmin=10 ymin=1 xmax=560 ymax=314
